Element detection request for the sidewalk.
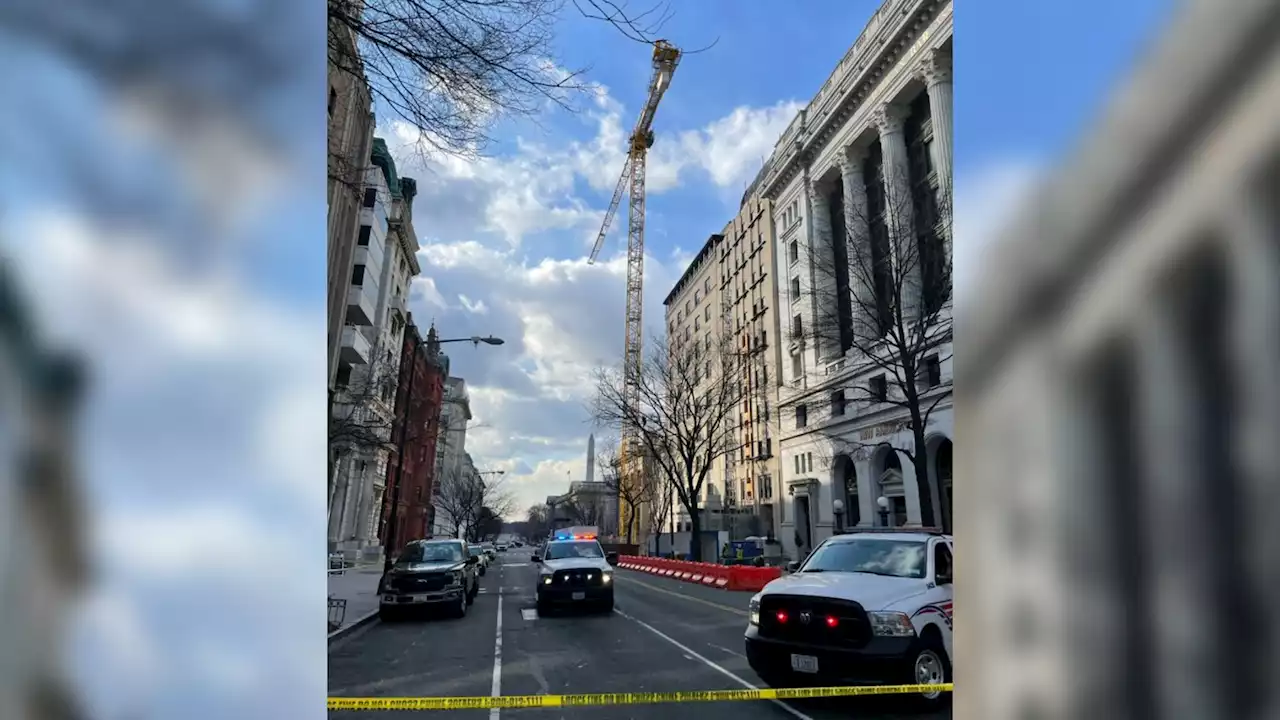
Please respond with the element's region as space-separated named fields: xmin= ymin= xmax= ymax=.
xmin=329 ymin=566 xmax=383 ymax=632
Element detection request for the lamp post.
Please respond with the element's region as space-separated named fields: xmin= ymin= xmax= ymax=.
xmin=832 ymin=498 xmax=845 ymax=534
xmin=383 ymin=328 xmax=504 ymax=575
xmin=877 ymin=495 xmax=891 ymax=528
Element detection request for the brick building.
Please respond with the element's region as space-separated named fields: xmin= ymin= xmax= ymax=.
xmin=379 ymin=317 xmax=448 ymax=554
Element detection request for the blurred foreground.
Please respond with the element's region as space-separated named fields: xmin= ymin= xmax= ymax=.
xmin=959 ymin=2 xmax=1280 ymax=719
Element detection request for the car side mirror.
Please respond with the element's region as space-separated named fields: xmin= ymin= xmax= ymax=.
xmin=786 ymin=561 xmax=801 ymax=573
xmin=606 ymin=552 xmax=619 ymax=566
xmin=935 ymin=570 xmax=952 ymax=585
xmin=467 ymin=556 xmax=478 ymax=565
xmin=531 ymin=554 xmax=541 ymax=563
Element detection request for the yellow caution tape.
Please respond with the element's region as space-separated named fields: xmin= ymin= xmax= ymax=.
xmin=328 ymin=683 xmax=953 ymax=710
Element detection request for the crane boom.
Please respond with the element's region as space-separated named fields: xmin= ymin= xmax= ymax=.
xmin=587 ymin=41 xmax=680 ymax=544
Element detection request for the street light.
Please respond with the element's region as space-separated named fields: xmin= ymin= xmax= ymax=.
xmin=832 ymin=498 xmax=845 ymax=534
xmin=437 ymin=336 xmax=504 ymax=347
xmin=876 ymin=495 xmax=891 ymax=528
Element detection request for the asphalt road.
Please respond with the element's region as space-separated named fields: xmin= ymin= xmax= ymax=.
xmin=328 ymin=548 xmax=951 ymax=719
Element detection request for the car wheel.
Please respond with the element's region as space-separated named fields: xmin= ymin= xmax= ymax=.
xmin=453 ymin=592 xmax=469 ymax=619
xmin=909 ymin=637 xmax=952 ymax=708
xmin=536 ymin=598 xmax=550 ymax=616
xmin=599 ymin=594 xmax=614 ymax=613
xmin=467 ymin=583 xmax=478 ymax=605
xmin=378 ymin=606 xmax=399 ymax=623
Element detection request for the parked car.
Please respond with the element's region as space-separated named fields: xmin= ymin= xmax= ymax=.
xmin=467 ymin=544 xmax=490 ymax=575
xmin=377 ymin=539 xmax=480 ymax=621
xmin=480 ymin=542 xmax=497 ymax=560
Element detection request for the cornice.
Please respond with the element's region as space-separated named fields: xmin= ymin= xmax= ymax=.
xmin=758 ymin=0 xmax=948 ymax=201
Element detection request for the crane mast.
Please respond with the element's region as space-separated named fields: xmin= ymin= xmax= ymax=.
xmin=587 ymin=40 xmax=680 ymax=542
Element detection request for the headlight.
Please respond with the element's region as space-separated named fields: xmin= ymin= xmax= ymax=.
xmin=748 ymin=596 xmax=761 ymax=626
xmin=449 ymin=570 xmax=464 ymax=585
xmin=868 ymin=611 xmax=916 ymax=637
xmin=540 ymin=574 xmax=553 ymax=585
xmin=601 ymin=572 xmax=612 ymax=584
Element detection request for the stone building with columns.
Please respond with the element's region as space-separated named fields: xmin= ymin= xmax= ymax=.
xmin=748 ymin=0 xmax=953 ymax=559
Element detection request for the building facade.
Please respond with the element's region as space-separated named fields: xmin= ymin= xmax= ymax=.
xmin=328 ymin=137 xmax=422 ymax=555
xmin=752 ymin=0 xmax=953 ymax=559
xmin=431 ymin=376 xmax=471 ymax=536
xmin=379 ymin=320 xmax=447 ymax=555
xmin=327 ymin=10 xmax=376 ymax=392
xmin=961 ymin=2 xmax=1280 ymax=717
xmin=0 ymin=264 xmax=87 ymax=720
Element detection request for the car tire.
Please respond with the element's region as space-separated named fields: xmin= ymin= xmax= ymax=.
xmin=599 ymin=594 xmax=614 ymax=613
xmin=453 ymin=592 xmax=469 ymax=619
xmin=536 ymin=598 xmax=551 ymax=617
xmin=378 ymin=606 xmax=399 ymax=623
xmin=908 ymin=636 xmax=952 ymax=709
xmin=467 ymin=583 xmax=478 ymax=605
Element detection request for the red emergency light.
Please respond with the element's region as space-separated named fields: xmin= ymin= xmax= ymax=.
xmin=574 ymin=534 xmax=596 ymax=540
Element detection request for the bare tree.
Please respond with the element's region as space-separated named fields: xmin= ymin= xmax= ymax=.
xmin=327 ymin=0 xmax=673 ymax=162
xmin=524 ymin=503 xmax=553 ymax=540
xmin=643 ymin=450 xmax=675 ymax=555
xmin=596 ymin=435 xmax=657 ymax=544
xmin=434 ymin=461 xmax=515 ymax=539
xmin=590 ymin=333 xmax=747 ymax=561
xmin=791 ymin=149 xmax=953 ymax=528
xmin=329 ymin=355 xmax=402 ymax=520
xmin=561 ymin=490 xmax=607 ymax=527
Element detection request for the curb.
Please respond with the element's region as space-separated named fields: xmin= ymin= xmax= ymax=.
xmin=328 ymin=609 xmax=379 ymax=645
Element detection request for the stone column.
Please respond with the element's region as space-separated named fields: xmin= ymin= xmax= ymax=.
xmin=808 ymin=178 xmax=838 ymax=360
xmin=874 ymin=103 xmax=921 ymax=322
xmin=839 ymin=145 xmax=874 ymax=340
xmin=919 ymin=48 xmax=953 ymax=201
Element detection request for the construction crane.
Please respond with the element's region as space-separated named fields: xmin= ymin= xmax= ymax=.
xmin=587 ymin=40 xmax=680 ymax=542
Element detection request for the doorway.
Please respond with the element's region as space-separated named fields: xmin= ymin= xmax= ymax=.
xmin=794 ymin=494 xmax=812 ymax=556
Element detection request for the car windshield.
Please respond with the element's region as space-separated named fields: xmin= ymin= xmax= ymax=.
xmin=544 ymin=541 xmax=604 ymax=561
xmin=798 ymin=538 xmax=928 ymax=579
xmin=399 ymin=542 xmax=464 ymax=564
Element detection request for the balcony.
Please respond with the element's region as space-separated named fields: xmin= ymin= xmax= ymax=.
xmin=347 ymin=283 xmax=377 ymax=326
xmin=339 ymin=326 xmax=372 ymax=365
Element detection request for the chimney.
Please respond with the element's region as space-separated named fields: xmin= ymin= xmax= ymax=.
xmin=585 ymin=433 xmax=595 ymax=483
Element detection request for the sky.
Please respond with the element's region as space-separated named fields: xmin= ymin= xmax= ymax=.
xmin=381 ymin=0 xmax=1176 ymax=519
xmin=0 ymin=0 xmax=1175 ymax=717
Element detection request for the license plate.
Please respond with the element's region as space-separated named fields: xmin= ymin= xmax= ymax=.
xmin=790 ymin=654 xmax=819 ymax=674
xmin=572 ymin=591 xmax=586 ymax=601
xmin=397 ymin=596 xmax=412 ymax=604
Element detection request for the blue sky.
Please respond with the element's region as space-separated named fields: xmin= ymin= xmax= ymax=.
xmin=0 ymin=1 xmax=1180 ymax=717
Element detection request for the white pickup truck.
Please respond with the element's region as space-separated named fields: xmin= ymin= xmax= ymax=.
xmin=744 ymin=529 xmax=954 ymax=708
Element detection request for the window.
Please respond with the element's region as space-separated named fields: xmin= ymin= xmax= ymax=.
xmin=794 ymin=455 xmax=801 ymax=474
xmin=791 ymin=352 xmax=802 ymax=380
xmin=792 ymin=314 xmax=803 ymax=338
xmin=705 ymin=306 xmax=711 ymax=321
xmin=806 ymin=452 xmax=813 ymax=472
xmin=705 ymin=360 xmax=711 ymax=378
xmin=351 ymin=264 xmax=366 ymax=285
xmin=363 ymin=188 xmax=377 ymax=208
xmin=934 ymin=542 xmax=953 ymax=582
xmin=705 ymin=335 xmax=711 ymax=351
xmin=694 ymin=316 xmax=700 ymax=331
xmin=357 ymin=225 xmax=372 ymax=246
xmin=795 ymin=404 xmax=808 ymax=428
xmin=686 ymin=300 xmax=693 ymax=314
xmin=328 ymin=87 xmax=337 ymax=117
xmin=704 ymin=278 xmax=711 ymax=294
xmin=761 ymin=330 xmax=767 ymax=347
xmin=920 ymin=354 xmax=942 ymax=389
xmin=790 ymin=277 xmax=801 ymax=302
xmin=869 ymin=375 xmax=888 ymax=403
xmin=831 ymin=389 xmax=846 ymax=416
xmin=335 ymin=364 xmax=352 ymax=387
xmin=788 ymin=240 xmax=799 ymax=265
xmin=694 ymin=289 xmax=701 ymax=304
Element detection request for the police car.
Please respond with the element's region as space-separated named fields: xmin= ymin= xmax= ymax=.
xmin=531 ymin=528 xmax=618 ymax=614
xmin=744 ymin=528 xmax=954 ymax=707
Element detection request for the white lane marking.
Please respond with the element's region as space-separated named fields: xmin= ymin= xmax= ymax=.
xmin=615 ymin=574 xmax=749 ymax=616
xmin=709 ymin=643 xmax=748 ymax=659
xmin=614 ymin=609 xmax=815 ymax=720
xmin=521 ymin=608 xmax=537 ymax=621
xmin=489 ymin=589 xmax=504 ymax=720
xmin=502 ymin=563 xmax=529 ymax=568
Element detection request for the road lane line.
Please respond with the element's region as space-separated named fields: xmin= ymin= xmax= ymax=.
xmin=489 ymin=589 xmax=504 ymax=720
xmin=615 ymin=574 xmax=750 ymax=616
xmin=614 ymin=609 xmax=814 ymax=720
